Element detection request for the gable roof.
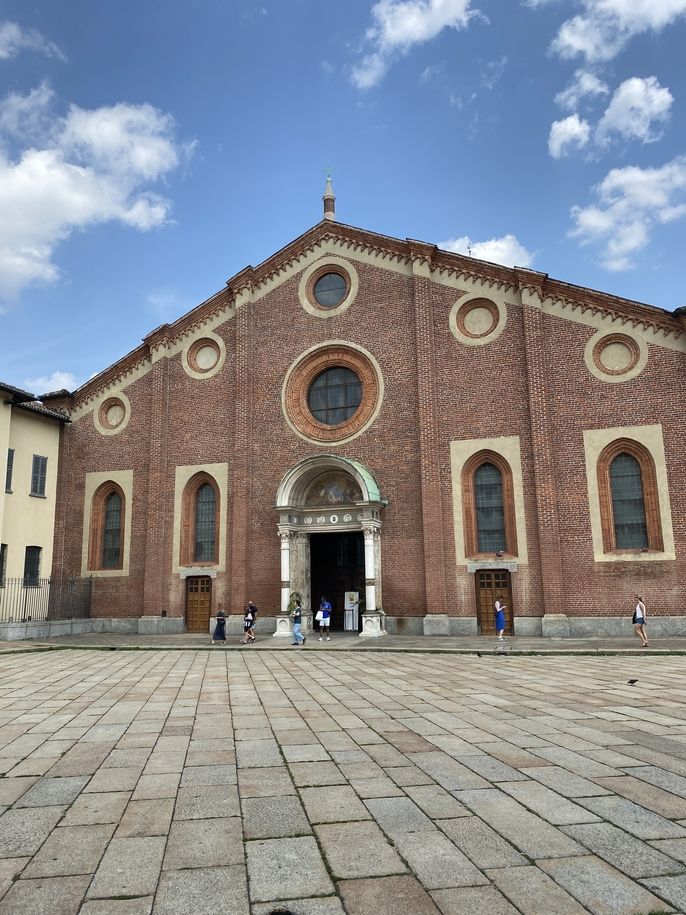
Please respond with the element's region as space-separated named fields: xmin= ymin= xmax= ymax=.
xmin=65 ymin=218 xmax=686 ymax=413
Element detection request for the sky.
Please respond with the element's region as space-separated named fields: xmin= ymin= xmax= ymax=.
xmin=0 ymin=0 xmax=685 ymax=394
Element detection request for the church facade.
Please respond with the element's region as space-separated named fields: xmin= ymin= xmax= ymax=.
xmin=48 ymin=187 xmax=686 ymax=637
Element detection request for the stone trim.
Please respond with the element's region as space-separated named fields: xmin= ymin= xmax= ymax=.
xmin=172 ymin=463 xmax=228 ymax=574
xmin=298 ymin=256 xmax=359 ymax=318
xmin=585 ymin=329 xmax=648 ymax=384
xmin=93 ymin=392 xmax=131 ymax=437
xmin=449 ymin=294 xmax=507 ymax=347
xmin=181 ymin=331 xmax=226 ymax=381
xmin=450 ymin=436 xmax=528 ymax=566
xmin=179 ymin=472 xmax=221 ymax=567
xmin=87 ymin=481 xmax=125 ymax=572
xmin=583 ymin=424 xmax=675 ymax=562
xmin=81 ymin=470 xmax=133 ymax=577
xmin=282 ymin=341 xmax=384 ymax=446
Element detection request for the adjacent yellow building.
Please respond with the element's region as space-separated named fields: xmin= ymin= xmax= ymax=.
xmin=1 ymin=383 xmax=67 ymax=587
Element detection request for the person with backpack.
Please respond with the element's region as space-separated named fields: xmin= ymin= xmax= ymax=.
xmin=241 ymin=600 xmax=258 ymax=644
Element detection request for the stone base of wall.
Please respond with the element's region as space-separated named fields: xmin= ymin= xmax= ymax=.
xmin=384 ymin=616 xmax=424 ymax=635
xmin=0 ymin=616 xmax=186 ymax=641
xmin=515 ymin=616 xmax=543 ymax=637
xmin=450 ymin=617 xmax=479 ymax=636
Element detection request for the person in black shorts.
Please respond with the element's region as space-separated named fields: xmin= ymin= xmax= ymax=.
xmin=241 ymin=600 xmax=258 ymax=644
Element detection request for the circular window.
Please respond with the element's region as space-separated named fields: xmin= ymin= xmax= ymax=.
xmin=313 ymin=273 xmax=347 ymax=309
xmin=188 ymin=339 xmax=220 ymax=373
xmin=94 ymin=393 xmax=131 ymax=436
xmin=182 ymin=332 xmax=226 ymax=380
xmin=101 ymin=399 xmax=125 ymax=429
xmin=585 ymin=331 xmax=647 ymax=383
xmin=299 ymin=258 xmax=358 ymax=318
xmin=308 ymin=367 xmax=362 ymax=425
xmin=449 ymin=295 xmax=506 ymax=346
xmin=594 ymin=334 xmax=640 ymax=375
xmin=283 ymin=343 xmax=383 ymax=444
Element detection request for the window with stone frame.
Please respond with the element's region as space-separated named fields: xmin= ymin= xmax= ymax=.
xmin=462 ymin=451 xmax=518 ymax=557
xmin=181 ymin=473 xmax=219 ymax=566
xmin=88 ymin=482 xmax=126 ymax=571
xmin=597 ymin=439 xmax=663 ymax=553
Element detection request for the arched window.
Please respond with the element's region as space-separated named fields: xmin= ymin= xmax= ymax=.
xmin=102 ymin=491 xmax=123 ymax=568
xmin=88 ymin=482 xmax=125 ymax=571
xmin=474 ymin=463 xmax=506 ymax=552
xmin=462 ymin=452 xmax=518 ymax=557
xmin=609 ymin=453 xmax=647 ymax=549
xmin=194 ymin=483 xmax=216 ymax=561
xmin=181 ymin=473 xmax=219 ymax=565
xmin=598 ymin=439 xmax=663 ymax=553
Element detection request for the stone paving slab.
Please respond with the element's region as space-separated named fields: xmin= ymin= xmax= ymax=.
xmin=538 ymin=854 xmax=676 ymax=914
xmin=5 ymin=649 xmax=686 ymax=912
xmin=486 ymin=864 xmax=591 ymax=914
xmin=246 ymin=836 xmax=334 ymax=901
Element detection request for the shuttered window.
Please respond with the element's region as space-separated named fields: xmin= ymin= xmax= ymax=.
xmin=5 ymin=449 xmax=14 ymax=492
xmin=31 ymin=455 xmax=47 ymax=497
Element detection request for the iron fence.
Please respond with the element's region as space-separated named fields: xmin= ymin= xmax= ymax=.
xmin=0 ymin=577 xmax=92 ymax=623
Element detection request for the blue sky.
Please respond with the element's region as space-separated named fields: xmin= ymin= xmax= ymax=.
xmin=0 ymin=0 xmax=685 ymax=393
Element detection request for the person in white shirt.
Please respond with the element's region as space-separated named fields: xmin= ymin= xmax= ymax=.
xmin=633 ymin=595 xmax=648 ymax=647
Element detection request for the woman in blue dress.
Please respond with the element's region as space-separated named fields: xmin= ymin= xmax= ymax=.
xmin=494 ymin=598 xmax=506 ymax=640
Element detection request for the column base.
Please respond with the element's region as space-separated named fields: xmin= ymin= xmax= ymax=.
xmin=359 ymin=613 xmax=387 ymax=637
xmin=272 ymin=613 xmax=293 ymax=638
xmin=541 ymin=613 xmax=570 ymax=638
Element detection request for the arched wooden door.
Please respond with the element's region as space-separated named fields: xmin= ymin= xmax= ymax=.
xmin=475 ymin=570 xmax=513 ymax=635
xmin=186 ymin=576 xmax=212 ymax=633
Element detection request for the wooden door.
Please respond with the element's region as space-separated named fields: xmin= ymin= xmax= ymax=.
xmin=476 ymin=570 xmax=513 ymax=635
xmin=186 ymin=577 xmax=212 ymax=633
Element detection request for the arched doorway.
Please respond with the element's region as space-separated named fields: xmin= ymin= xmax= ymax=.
xmin=275 ymin=456 xmax=385 ymax=628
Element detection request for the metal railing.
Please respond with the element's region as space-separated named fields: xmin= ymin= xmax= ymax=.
xmin=0 ymin=577 xmax=92 ymax=623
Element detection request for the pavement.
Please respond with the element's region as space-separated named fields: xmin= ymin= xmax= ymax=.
xmin=3 ymin=630 xmax=686 ymax=655
xmin=2 ymin=645 xmax=686 ymax=913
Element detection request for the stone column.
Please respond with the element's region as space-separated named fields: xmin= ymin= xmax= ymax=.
xmin=363 ymin=524 xmax=377 ymax=612
xmin=361 ymin=524 xmax=386 ymax=637
xmin=279 ymin=529 xmax=291 ymax=613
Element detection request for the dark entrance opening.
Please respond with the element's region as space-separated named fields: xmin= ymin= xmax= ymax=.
xmin=310 ymin=531 xmax=364 ymax=631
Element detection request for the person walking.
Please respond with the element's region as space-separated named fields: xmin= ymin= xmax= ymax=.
xmin=495 ymin=597 xmax=506 ymax=640
xmin=211 ymin=606 xmax=226 ymax=645
xmin=633 ymin=594 xmax=648 ymax=647
xmin=318 ymin=596 xmax=332 ymax=642
xmin=241 ymin=601 xmax=258 ymax=644
xmin=291 ymin=598 xmax=306 ymax=647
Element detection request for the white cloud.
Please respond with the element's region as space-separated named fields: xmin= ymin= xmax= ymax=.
xmin=0 ymin=85 xmax=191 ymax=303
xmin=439 ymin=233 xmax=534 ymax=267
xmin=595 ymin=76 xmax=673 ymax=145
xmin=549 ymin=0 xmax=686 ymax=63
xmin=351 ymin=0 xmax=479 ymax=89
xmin=0 ymin=20 xmax=65 ymax=61
xmin=23 ymin=370 xmax=79 ymax=393
xmin=548 ymin=114 xmax=591 ymax=157
xmin=0 ymin=80 xmax=55 ymax=143
xmin=570 ymin=156 xmax=686 ymax=270
xmin=555 ymin=69 xmax=609 ymax=110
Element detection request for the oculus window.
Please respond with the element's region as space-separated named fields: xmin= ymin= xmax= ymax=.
xmin=308 ymin=367 xmax=362 ymax=426
xmin=313 ymin=272 xmax=347 ymax=308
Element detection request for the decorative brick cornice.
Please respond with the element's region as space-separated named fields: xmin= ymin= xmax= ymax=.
xmin=68 ymin=218 xmax=684 ymax=414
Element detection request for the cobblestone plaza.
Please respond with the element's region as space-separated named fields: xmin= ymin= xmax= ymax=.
xmin=3 ymin=645 xmax=686 ymax=913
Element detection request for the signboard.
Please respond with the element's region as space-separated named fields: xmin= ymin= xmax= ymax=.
xmin=344 ymin=592 xmax=359 ymax=631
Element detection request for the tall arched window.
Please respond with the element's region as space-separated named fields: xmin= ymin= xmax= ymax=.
xmin=609 ymin=453 xmax=648 ymax=549
xmin=474 ymin=463 xmax=506 ymax=552
xmin=88 ymin=482 xmax=125 ymax=571
xmin=598 ymin=439 xmax=662 ymax=552
xmin=462 ymin=452 xmax=518 ymax=557
xmin=102 ymin=491 xmax=123 ymax=568
xmin=181 ymin=473 xmax=220 ymax=565
xmin=194 ymin=483 xmax=216 ymax=561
